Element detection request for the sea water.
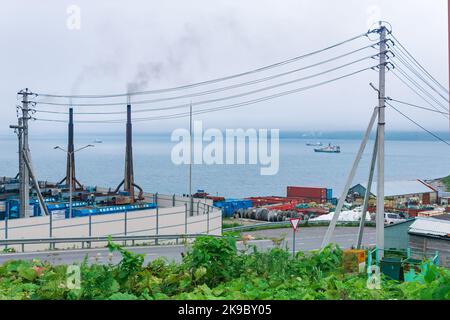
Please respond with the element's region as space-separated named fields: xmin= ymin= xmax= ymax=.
xmin=0 ymin=134 xmax=449 ymax=199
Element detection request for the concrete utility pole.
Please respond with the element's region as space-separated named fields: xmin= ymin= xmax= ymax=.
xmin=357 ymin=129 xmax=378 ymax=249
xmin=189 ymin=103 xmax=193 ymax=216
xmin=320 ymin=108 xmax=378 ymax=249
xmin=19 ymin=89 xmax=31 ymax=218
xmin=376 ymin=25 xmax=387 ymax=260
xmin=448 ymin=0 xmax=450 ymax=128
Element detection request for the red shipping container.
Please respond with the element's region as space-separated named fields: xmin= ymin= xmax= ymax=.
xmin=287 ymin=186 xmax=327 ymax=201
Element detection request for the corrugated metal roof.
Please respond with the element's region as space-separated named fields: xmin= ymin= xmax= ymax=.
xmin=360 ymin=180 xmax=435 ymax=197
xmin=409 ymin=218 xmax=450 ymax=237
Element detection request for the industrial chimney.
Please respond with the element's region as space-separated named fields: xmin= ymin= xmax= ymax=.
xmin=59 ymin=108 xmax=81 ymax=190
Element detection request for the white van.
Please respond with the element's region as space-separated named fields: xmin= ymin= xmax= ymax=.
xmin=384 ymin=213 xmax=404 ymax=225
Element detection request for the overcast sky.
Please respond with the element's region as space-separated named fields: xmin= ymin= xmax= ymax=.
xmin=0 ymin=0 xmax=448 ymax=135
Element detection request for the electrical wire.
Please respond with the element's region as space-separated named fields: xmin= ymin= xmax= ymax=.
xmin=386 ymin=98 xmax=449 ymax=117
xmin=386 ymin=101 xmax=450 ymax=147
xmin=392 ymin=65 xmax=448 ymax=112
xmin=390 ymin=70 xmax=446 ymax=116
xmin=34 ymin=32 xmax=370 ymax=99
xmin=34 ymin=65 xmax=376 ymax=124
xmin=36 ymin=45 xmax=381 ymax=110
xmin=35 ymin=54 xmax=379 ymax=112
xmin=391 ymin=33 xmax=449 ymax=94
xmin=394 ymin=64 xmax=448 ymax=110
xmin=391 ymin=47 xmax=449 ymax=102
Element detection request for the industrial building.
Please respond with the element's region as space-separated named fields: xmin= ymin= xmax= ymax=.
xmin=348 ymin=180 xmax=438 ymax=215
xmin=408 ymin=216 xmax=450 ymax=268
xmin=384 ymin=215 xmax=450 ymax=268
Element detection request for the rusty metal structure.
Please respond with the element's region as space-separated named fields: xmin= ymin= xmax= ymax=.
xmin=58 ymin=108 xmax=81 ymax=190
xmin=115 ymin=103 xmax=143 ymax=203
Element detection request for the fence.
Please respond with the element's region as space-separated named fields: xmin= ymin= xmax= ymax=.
xmin=0 ymin=194 xmax=222 ymax=252
xmin=0 ymin=233 xmax=222 ymax=253
xmin=222 ymin=220 xmax=376 ymax=232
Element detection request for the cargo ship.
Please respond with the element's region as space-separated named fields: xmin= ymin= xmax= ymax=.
xmin=314 ymin=144 xmax=341 ymax=153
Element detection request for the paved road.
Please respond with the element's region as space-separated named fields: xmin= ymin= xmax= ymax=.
xmin=0 ymin=227 xmax=375 ymax=265
xmin=245 ymin=226 xmax=376 ymax=252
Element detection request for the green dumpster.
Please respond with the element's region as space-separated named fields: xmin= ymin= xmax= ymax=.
xmin=380 ymin=257 xmax=404 ymax=281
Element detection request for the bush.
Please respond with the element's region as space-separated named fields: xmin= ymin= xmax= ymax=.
xmin=0 ymin=237 xmax=448 ymax=300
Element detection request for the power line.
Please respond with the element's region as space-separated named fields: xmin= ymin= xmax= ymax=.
xmin=392 ymin=66 xmax=448 ymax=112
xmin=386 ymin=101 xmax=450 ymax=147
xmin=391 ymin=47 xmax=449 ymax=102
xmin=36 ymin=46 xmax=380 ymax=110
xmin=390 ymin=70 xmax=447 ymax=119
xmin=386 ymin=98 xmax=449 ymax=117
xmin=35 ymin=54 xmax=378 ymax=112
xmin=34 ymin=65 xmax=376 ymax=124
xmin=34 ymin=32 xmax=370 ymax=99
xmin=391 ymin=33 xmax=449 ymax=94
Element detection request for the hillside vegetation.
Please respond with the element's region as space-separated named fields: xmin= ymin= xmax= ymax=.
xmin=0 ymin=237 xmax=449 ymax=300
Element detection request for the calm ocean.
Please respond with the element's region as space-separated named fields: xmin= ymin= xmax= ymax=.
xmin=1 ymin=134 xmax=449 ymax=199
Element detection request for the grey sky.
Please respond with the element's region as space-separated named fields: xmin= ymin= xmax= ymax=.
xmin=0 ymin=0 xmax=448 ymax=135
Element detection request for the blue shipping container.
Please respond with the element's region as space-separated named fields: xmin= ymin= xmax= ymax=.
xmin=68 ymin=202 xmax=157 ymax=218
xmin=326 ymin=189 xmax=333 ymax=201
xmin=214 ymin=199 xmax=253 ymax=217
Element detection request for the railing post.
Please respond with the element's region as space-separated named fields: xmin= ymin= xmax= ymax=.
xmin=88 ymin=210 xmax=92 ymax=248
xmin=49 ymin=211 xmax=53 ymax=250
xmin=197 ymin=201 xmax=200 ymax=216
xmin=184 ymin=203 xmax=188 ymax=235
xmin=155 ymin=206 xmax=159 ymax=245
xmin=207 ymin=205 xmax=210 ymax=234
xmin=124 ymin=211 xmax=128 ymax=247
xmin=4 ymin=203 xmax=8 ymax=251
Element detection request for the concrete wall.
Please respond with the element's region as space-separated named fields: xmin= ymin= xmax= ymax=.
xmin=0 ymin=194 xmax=222 ymax=252
xmin=409 ymin=235 xmax=450 ymax=268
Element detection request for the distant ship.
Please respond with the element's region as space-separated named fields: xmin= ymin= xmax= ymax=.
xmin=306 ymin=142 xmax=323 ymax=147
xmin=314 ymin=144 xmax=341 ymax=153
xmin=93 ymin=139 xmax=103 ymax=144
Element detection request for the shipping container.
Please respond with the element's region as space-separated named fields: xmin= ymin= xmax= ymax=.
xmin=214 ymin=199 xmax=253 ymax=217
xmin=287 ymin=186 xmax=328 ymax=203
xmin=68 ymin=202 xmax=157 ymax=218
xmin=326 ymin=189 xmax=333 ymax=201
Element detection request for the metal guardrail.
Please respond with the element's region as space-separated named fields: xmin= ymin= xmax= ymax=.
xmin=223 ymin=220 xmax=376 ymax=232
xmin=0 ymin=233 xmax=221 ymax=253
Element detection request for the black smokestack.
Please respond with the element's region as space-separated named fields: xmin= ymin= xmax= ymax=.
xmin=124 ymin=103 xmax=135 ymax=203
xmin=66 ymin=108 xmax=76 ymax=190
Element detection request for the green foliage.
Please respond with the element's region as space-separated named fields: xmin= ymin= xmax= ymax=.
xmin=0 ymin=237 xmax=449 ymax=300
xmin=441 ymin=175 xmax=450 ymax=191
